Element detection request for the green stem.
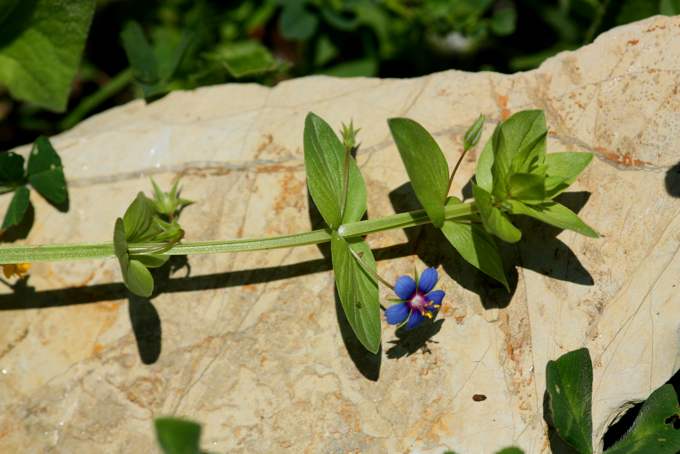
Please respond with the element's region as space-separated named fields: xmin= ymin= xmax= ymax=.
xmin=0 ymin=202 xmax=476 ymax=264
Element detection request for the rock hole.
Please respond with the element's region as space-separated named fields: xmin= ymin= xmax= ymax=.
xmin=603 ymin=402 xmax=643 ymax=450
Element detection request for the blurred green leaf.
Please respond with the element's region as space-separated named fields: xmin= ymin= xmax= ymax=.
xmin=496 ymin=448 xmax=525 ymax=454
xmin=0 ymin=0 xmax=19 ymax=24
xmin=473 ymin=183 xmax=521 ymax=243
xmin=660 ymin=0 xmax=680 ymax=15
xmin=121 ymin=21 xmax=165 ymax=100
xmin=314 ymin=35 xmax=339 ymax=67
xmin=388 ymin=117 xmax=449 ymax=228
xmin=546 ymin=348 xmax=593 ymax=454
xmin=155 ymin=417 xmax=202 ymax=454
xmin=605 ymin=384 xmax=680 ymax=454
xmin=490 ymin=7 xmax=517 ymax=36
xmin=440 ymin=199 xmax=508 ymax=290
xmin=280 ymin=1 xmax=318 ymax=41
xmin=331 ymin=234 xmax=380 ymax=354
xmin=2 ymin=186 xmax=30 ymax=230
xmin=303 ymin=112 xmax=367 ymax=229
xmin=321 ymin=58 xmax=377 ymax=77
xmin=210 ymin=41 xmax=276 ymax=78
xmin=27 ymin=136 xmax=67 ymax=206
xmin=0 ymin=0 xmax=95 ymax=111
xmin=507 ymin=200 xmax=599 ymax=238
xmin=0 ymin=152 xmax=25 ymax=184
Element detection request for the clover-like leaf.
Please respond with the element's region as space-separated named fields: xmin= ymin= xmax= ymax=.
xmin=546 ymin=348 xmax=593 ymax=454
xmin=27 ymin=136 xmax=67 ymax=206
xmin=605 ymin=384 xmax=680 ymax=454
xmin=507 ymin=200 xmax=599 ymax=238
xmin=303 ymin=112 xmax=367 ymax=229
xmin=2 ymin=186 xmax=30 ymax=230
xmin=0 ymin=152 xmax=25 ymax=186
xmin=331 ymin=234 xmax=380 ymax=353
xmin=388 ymin=117 xmax=449 ymax=228
xmin=472 ymin=183 xmax=521 ymax=243
xmin=155 ymin=417 xmax=202 ymax=454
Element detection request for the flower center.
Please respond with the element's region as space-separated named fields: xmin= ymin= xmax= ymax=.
xmin=409 ymin=292 xmax=427 ymax=310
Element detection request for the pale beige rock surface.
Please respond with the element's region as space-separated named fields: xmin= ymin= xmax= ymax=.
xmin=1 ymin=15 xmax=679 ymax=454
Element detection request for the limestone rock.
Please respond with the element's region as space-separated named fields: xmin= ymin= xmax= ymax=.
xmin=1 ymin=15 xmax=679 ymax=454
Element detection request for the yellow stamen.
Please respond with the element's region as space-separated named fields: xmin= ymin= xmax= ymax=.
xmin=2 ymin=263 xmax=31 ymax=279
xmin=424 ymin=312 xmax=433 ymax=319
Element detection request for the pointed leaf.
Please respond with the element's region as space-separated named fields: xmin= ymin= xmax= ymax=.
xmin=476 ymin=133 xmax=496 ymax=193
xmin=507 ymin=200 xmax=599 ymax=238
xmin=472 ymin=184 xmax=521 ymax=243
xmin=26 ymin=137 xmax=67 ymax=205
xmin=463 ymin=114 xmax=485 ymax=151
xmin=545 ymin=152 xmax=593 ymax=198
xmin=303 ymin=112 xmax=367 ymax=228
xmin=331 ymin=234 xmax=380 ymax=353
xmin=605 ymin=384 xmax=680 ymax=454
xmin=2 ymin=186 xmax=30 ymax=229
xmin=155 ymin=417 xmax=202 ymax=454
xmin=388 ymin=117 xmax=449 ymax=228
xmin=123 ymin=192 xmax=160 ymax=242
xmin=546 ymin=348 xmax=593 ymax=454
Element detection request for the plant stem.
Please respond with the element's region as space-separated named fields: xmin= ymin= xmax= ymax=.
xmin=447 ymin=147 xmax=469 ymax=194
xmin=0 ymin=202 xmax=476 ymax=264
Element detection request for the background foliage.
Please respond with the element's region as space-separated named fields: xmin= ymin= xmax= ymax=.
xmin=0 ymin=0 xmax=677 ymax=149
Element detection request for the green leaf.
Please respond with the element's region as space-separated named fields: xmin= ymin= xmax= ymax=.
xmin=509 ymin=173 xmax=545 ymax=202
xmin=303 ymin=112 xmax=367 ymax=229
xmin=126 ymin=260 xmax=154 ymax=298
xmin=0 ymin=152 xmax=25 ymax=183
xmin=476 ymin=134 xmax=496 ymax=193
xmin=123 ymin=192 xmax=160 ymax=242
xmin=495 ymin=448 xmax=525 ymax=454
xmin=490 ymin=7 xmax=517 ymax=36
xmin=280 ymin=1 xmax=318 ymax=41
xmin=209 ymin=41 xmax=277 ymax=78
xmin=472 ymin=184 xmax=521 ymax=243
xmin=605 ymin=385 xmax=680 ymax=454
xmin=132 ymin=254 xmax=169 ymax=269
xmin=331 ymin=234 xmax=380 ymax=354
xmin=154 ymin=417 xmax=202 ymax=454
xmin=545 ymin=348 xmax=593 ymax=454
xmin=660 ymin=0 xmax=680 ymax=15
xmin=113 ymin=217 xmax=130 ymax=285
xmin=320 ymin=58 xmax=377 ymax=77
xmin=507 ymin=200 xmax=599 ymax=238
xmin=2 ymin=186 xmax=30 ymax=230
xmin=544 ymin=152 xmax=593 ymax=198
xmin=26 ymin=137 xmax=67 ymax=206
xmin=0 ymin=0 xmax=95 ymax=111
xmin=440 ymin=199 xmax=508 ymax=289
xmin=464 ymin=114 xmax=485 ymax=151
xmin=120 ymin=21 xmax=164 ymax=100
xmin=388 ymin=118 xmax=449 ymax=228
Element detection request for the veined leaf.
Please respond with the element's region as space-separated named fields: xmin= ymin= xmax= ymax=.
xmin=155 ymin=417 xmax=202 ymax=454
xmin=605 ymin=385 xmax=680 ymax=454
xmin=472 ymin=183 xmax=521 ymax=243
xmin=546 ymin=348 xmax=593 ymax=454
xmin=507 ymin=200 xmax=599 ymax=238
xmin=0 ymin=0 xmax=95 ymax=111
xmin=1 ymin=186 xmax=30 ymax=230
xmin=123 ymin=192 xmax=161 ymax=242
xmin=331 ymin=234 xmax=380 ymax=353
xmin=545 ymin=152 xmax=593 ymax=198
xmin=509 ymin=173 xmax=545 ymax=202
xmin=476 ymin=131 xmax=496 ymax=193
xmin=303 ymin=112 xmax=367 ymax=229
xmin=388 ymin=117 xmax=449 ymax=228
xmin=27 ymin=137 xmax=67 ymax=206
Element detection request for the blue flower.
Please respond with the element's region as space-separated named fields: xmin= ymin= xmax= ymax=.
xmin=385 ymin=267 xmax=445 ymax=330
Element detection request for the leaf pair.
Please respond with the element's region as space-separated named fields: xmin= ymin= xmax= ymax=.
xmin=114 ymin=191 xmax=185 ymax=297
xmin=1 ymin=137 xmax=68 ymax=231
xmin=546 ymin=348 xmax=680 ymax=454
xmin=474 ymin=110 xmax=598 ymax=243
xmin=304 ymin=113 xmax=379 ymax=353
xmin=388 ymin=117 xmax=510 ymax=290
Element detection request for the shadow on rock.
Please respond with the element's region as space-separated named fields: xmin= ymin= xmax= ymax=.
xmin=386 ymin=319 xmax=444 ymax=359
xmin=335 ymin=289 xmax=381 ymax=381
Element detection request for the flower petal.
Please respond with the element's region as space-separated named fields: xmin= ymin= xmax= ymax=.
xmin=426 ymin=290 xmax=445 ymax=308
xmin=385 ymin=302 xmax=409 ymax=325
xmin=394 ymin=275 xmax=416 ymax=300
xmin=418 ymin=267 xmax=438 ymax=293
xmin=405 ymin=311 xmax=424 ymax=330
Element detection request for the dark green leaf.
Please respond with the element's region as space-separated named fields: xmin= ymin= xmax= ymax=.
xmin=509 ymin=173 xmax=545 ymax=202
xmin=303 ymin=112 xmax=367 ymax=229
xmin=660 ymin=0 xmax=680 ymax=15
xmin=496 ymin=448 xmax=525 ymax=454
xmin=126 ymin=260 xmax=154 ymax=298
xmin=490 ymin=7 xmax=517 ymax=36
xmin=321 ymin=7 xmax=359 ymax=30
xmin=388 ymin=118 xmax=449 ymax=228
xmin=121 ymin=21 xmax=159 ymax=85
xmin=0 ymin=0 xmax=20 ymax=24
xmin=155 ymin=417 xmax=202 ymax=454
xmin=472 ymin=184 xmax=521 ymax=243
xmin=210 ymin=41 xmax=277 ymax=78
xmin=605 ymin=384 xmax=680 ymax=454
xmin=0 ymin=0 xmax=95 ymax=111
xmin=331 ymin=234 xmax=380 ymax=354
xmin=320 ymin=58 xmax=377 ymax=77
xmin=0 ymin=152 xmax=25 ymax=183
xmin=280 ymin=2 xmax=318 ymax=41
xmin=546 ymin=348 xmax=593 ymax=454
xmin=314 ymin=35 xmax=339 ymax=66
xmin=2 ymin=186 xmax=30 ymax=230
xmin=464 ymin=114 xmax=485 ymax=151
xmin=544 ymin=152 xmax=593 ymax=198
xmin=507 ymin=200 xmax=599 ymax=238
xmin=26 ymin=137 xmax=67 ymax=205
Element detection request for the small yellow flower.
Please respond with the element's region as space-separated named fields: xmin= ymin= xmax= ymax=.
xmin=2 ymin=263 xmax=31 ymax=279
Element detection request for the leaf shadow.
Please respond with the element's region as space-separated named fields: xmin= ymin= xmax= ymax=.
xmin=386 ymin=319 xmax=445 ymax=359
xmin=388 ymin=182 xmax=594 ymax=311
